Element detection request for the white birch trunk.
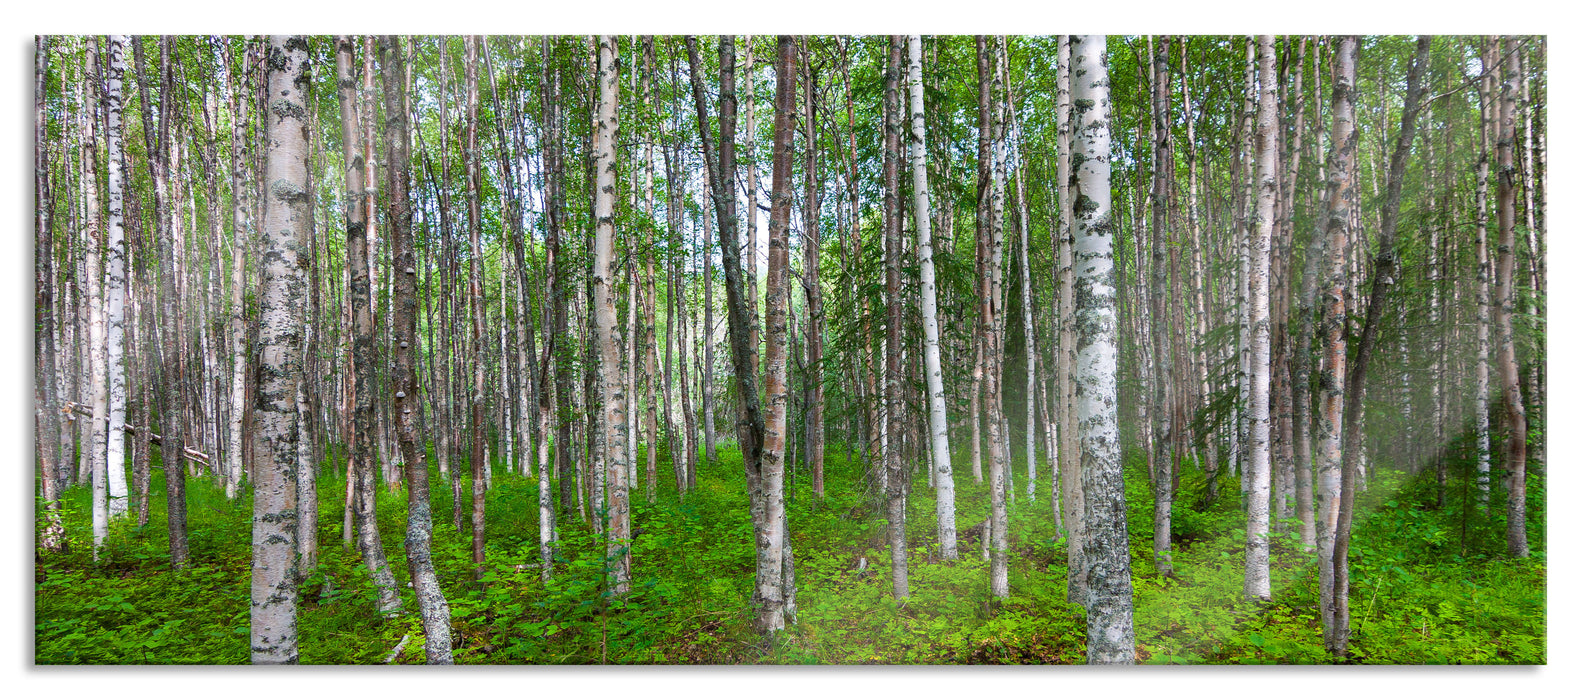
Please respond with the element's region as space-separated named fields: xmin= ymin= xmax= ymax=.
xmin=1070 ymin=34 xmax=1134 ymax=664
xmin=80 ymin=41 xmax=109 ymax=555
xmin=592 ymin=36 xmax=632 ymax=594
xmin=1244 ymin=35 xmax=1279 ymax=603
xmin=250 ymin=35 xmax=308 ymax=665
xmin=909 ymin=35 xmax=956 ymax=561
xmin=104 ymin=35 xmax=131 ymax=519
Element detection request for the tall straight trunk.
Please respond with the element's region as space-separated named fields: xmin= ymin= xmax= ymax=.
xmin=1055 ymin=35 xmax=1085 ymax=606
xmin=225 ymin=38 xmax=253 ymax=500
xmin=381 ymin=35 xmax=452 ymax=663
xmin=1148 ymin=35 xmax=1175 ymax=579
xmin=81 ymin=39 xmax=110 ymax=557
xmin=1473 ymin=38 xmax=1494 ymax=511
xmin=146 ymin=37 xmax=190 ymax=569
xmin=686 ymin=35 xmax=786 ymax=636
xmin=464 ymin=35 xmax=489 ymax=578
xmin=882 ymin=35 xmax=909 ymax=600
xmin=976 ymin=35 xmax=1010 ymax=600
xmin=35 ymin=35 xmax=67 ymax=552
xmin=742 ymin=36 xmax=761 ymax=378
xmin=1244 ymin=35 xmax=1279 ymax=602
xmin=759 ymin=33 xmax=799 ymax=617
xmin=591 ymin=35 xmax=632 ymax=594
xmin=1070 ymin=34 xmax=1134 ymax=665
xmin=802 ymin=40 xmax=826 ymax=500
xmin=103 ymin=35 xmax=131 ymax=520
xmin=542 ymin=41 xmax=577 ymax=523
xmin=250 ymin=35 xmax=308 ymax=666
xmin=1236 ymin=36 xmax=1256 ymax=503
xmin=336 ymin=36 xmax=402 ymax=615
xmin=1333 ymin=36 xmax=1432 ymax=659
xmin=909 ymin=34 xmax=956 ymax=560
xmin=1493 ymin=37 xmax=1528 ymax=559
xmin=1313 ymin=35 xmax=1358 ymax=657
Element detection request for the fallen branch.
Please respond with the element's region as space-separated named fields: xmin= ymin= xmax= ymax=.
xmin=384 ymin=634 xmax=411 ymax=664
xmin=60 ymin=401 xmax=213 ymax=467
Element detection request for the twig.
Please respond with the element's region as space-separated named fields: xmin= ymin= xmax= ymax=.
xmin=383 ymin=633 xmax=411 ymax=664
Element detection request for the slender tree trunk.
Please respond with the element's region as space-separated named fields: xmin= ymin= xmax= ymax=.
xmin=686 ymin=35 xmax=787 ymax=636
xmin=381 ymin=35 xmax=452 ymax=663
xmin=882 ymin=35 xmax=909 ymax=600
xmin=802 ymin=40 xmax=826 ymax=501
xmin=1148 ymin=35 xmax=1175 ymax=579
xmin=1493 ymin=37 xmax=1528 ymax=559
xmin=1071 ymin=34 xmax=1134 ymax=664
xmin=1332 ymin=36 xmax=1432 ymax=659
xmin=1244 ymin=35 xmax=1279 ymax=602
xmin=81 ymin=39 xmax=111 ymax=557
xmin=250 ymin=35 xmax=308 ymax=666
xmin=592 ymin=35 xmax=632 ymax=594
xmin=1473 ymin=38 xmax=1494 ymax=511
xmin=103 ymin=35 xmax=131 ymax=521
xmin=909 ymin=34 xmax=957 ymax=560
xmin=336 ymin=36 xmax=402 ymax=614
xmin=1314 ymin=35 xmax=1358 ymax=657
xmin=463 ymin=35 xmax=489 ymax=579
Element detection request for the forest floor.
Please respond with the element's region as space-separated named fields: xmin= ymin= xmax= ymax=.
xmin=34 ymin=438 xmax=1545 ymax=664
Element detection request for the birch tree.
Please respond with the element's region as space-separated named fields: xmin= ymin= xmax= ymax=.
xmin=909 ymin=34 xmax=957 ymax=560
xmin=381 ymin=34 xmax=452 ymax=663
xmin=1244 ymin=35 xmax=1278 ymax=602
xmin=336 ymin=35 xmax=402 ymax=615
xmin=882 ymin=35 xmax=909 ymax=599
xmin=1494 ymin=37 xmax=1528 ymax=559
xmin=250 ymin=34 xmax=309 ymax=665
xmin=1314 ymin=34 xmax=1357 ymax=657
xmin=1070 ymin=34 xmax=1134 ymax=664
xmin=103 ymin=35 xmax=131 ymax=520
xmin=591 ymin=35 xmax=633 ymax=594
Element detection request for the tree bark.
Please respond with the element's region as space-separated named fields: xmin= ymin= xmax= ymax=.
xmin=250 ymin=34 xmax=308 ymax=665
xmin=592 ymin=35 xmax=633 ymax=594
xmin=1070 ymin=34 xmax=1134 ymax=664
xmin=882 ymin=35 xmax=909 ymax=600
xmin=336 ymin=35 xmax=402 ymax=615
xmin=909 ymin=34 xmax=957 ymax=560
xmin=1244 ymin=35 xmax=1278 ymax=603
xmin=1493 ymin=37 xmax=1528 ymax=559
xmin=1313 ymin=34 xmax=1358 ymax=658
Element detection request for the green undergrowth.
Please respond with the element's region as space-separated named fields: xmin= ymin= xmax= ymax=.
xmin=35 ymin=437 xmax=1543 ymax=664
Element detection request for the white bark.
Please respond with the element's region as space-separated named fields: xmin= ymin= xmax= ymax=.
xmin=80 ymin=40 xmax=109 ymax=556
xmin=250 ymin=35 xmax=308 ymax=665
xmin=1244 ymin=35 xmax=1278 ymax=603
xmin=909 ymin=35 xmax=957 ymax=561
xmin=1070 ymin=34 xmax=1134 ymax=665
xmin=104 ymin=35 xmax=130 ymax=520
xmin=592 ymin=36 xmax=632 ymax=594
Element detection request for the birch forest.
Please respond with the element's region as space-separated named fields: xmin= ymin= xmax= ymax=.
xmin=33 ymin=34 xmax=1546 ymax=666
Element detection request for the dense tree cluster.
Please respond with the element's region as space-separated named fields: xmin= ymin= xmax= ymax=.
xmin=35 ymin=34 xmax=1544 ymax=665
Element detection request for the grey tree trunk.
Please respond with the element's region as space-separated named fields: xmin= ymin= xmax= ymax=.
xmin=1473 ymin=38 xmax=1493 ymax=510
xmin=1070 ymin=34 xmax=1134 ymax=664
xmin=250 ymin=34 xmax=309 ymax=665
xmin=1333 ymin=35 xmax=1432 ymax=659
xmin=336 ymin=35 xmax=402 ymax=615
xmin=225 ymin=38 xmax=254 ymax=500
xmin=1148 ymin=35 xmax=1175 ymax=579
xmin=35 ymin=35 xmax=67 ymax=553
xmin=1494 ymin=37 xmax=1528 ymax=559
xmin=1055 ymin=35 xmax=1085 ymax=607
xmin=760 ymin=32 xmax=799 ymax=614
xmin=381 ymin=35 xmax=453 ymax=663
xmin=882 ymin=35 xmax=909 ymax=599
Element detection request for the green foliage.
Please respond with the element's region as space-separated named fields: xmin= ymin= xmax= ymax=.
xmin=36 ymin=433 xmax=1543 ymax=664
